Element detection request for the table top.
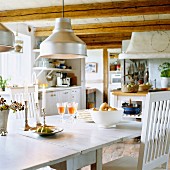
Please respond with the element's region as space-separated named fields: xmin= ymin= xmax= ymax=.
xmin=111 ymin=90 xmax=148 ymax=96
xmin=0 ymin=133 xmax=79 ymax=170
xmin=2 ymin=115 xmax=142 ymax=170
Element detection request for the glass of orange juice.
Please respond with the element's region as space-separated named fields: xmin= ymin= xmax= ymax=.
xmin=67 ymin=102 xmax=78 ymax=123
xmin=56 ymin=102 xmax=66 ymax=122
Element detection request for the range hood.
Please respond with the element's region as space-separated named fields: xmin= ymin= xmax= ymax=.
xmin=119 ymin=31 xmax=170 ymax=59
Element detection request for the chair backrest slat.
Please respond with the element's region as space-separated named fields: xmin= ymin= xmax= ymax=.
xmin=9 ymin=86 xmax=36 ymax=119
xmin=138 ymin=91 xmax=170 ymax=170
xmin=158 ymin=100 xmax=167 ymax=157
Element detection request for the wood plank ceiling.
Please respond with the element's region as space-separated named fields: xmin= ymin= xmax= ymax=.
xmin=0 ymin=0 xmax=170 ymax=49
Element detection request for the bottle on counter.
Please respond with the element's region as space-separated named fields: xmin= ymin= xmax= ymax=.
xmin=144 ymin=68 xmax=149 ymax=84
xmin=116 ymin=61 xmax=121 ymax=71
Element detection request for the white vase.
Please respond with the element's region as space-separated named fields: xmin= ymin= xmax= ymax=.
xmin=0 ymin=110 xmax=9 ymax=136
xmin=161 ymin=77 xmax=170 ymax=88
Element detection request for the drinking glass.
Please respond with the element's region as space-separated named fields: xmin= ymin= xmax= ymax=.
xmin=56 ymin=102 xmax=66 ymax=122
xmin=67 ymin=102 xmax=78 ymax=123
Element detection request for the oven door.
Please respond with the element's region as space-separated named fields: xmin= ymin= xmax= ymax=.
xmin=110 ymin=73 xmax=121 ymax=84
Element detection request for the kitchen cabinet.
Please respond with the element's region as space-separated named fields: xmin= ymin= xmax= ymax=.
xmin=58 ymin=90 xmax=72 ymax=103
xmin=70 ymin=88 xmax=81 ymax=109
xmin=45 ymin=91 xmax=57 ymax=115
xmin=45 ymin=87 xmax=81 ymax=115
xmin=45 ymin=90 xmax=71 ymax=115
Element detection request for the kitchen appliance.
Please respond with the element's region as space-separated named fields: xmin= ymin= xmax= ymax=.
xmin=109 ymin=72 xmax=121 ymax=90
xmin=62 ymin=77 xmax=71 ymax=86
xmin=56 ymin=72 xmax=62 ymax=86
xmin=57 ymin=77 xmax=62 ymax=86
xmin=56 ymin=72 xmax=71 ymax=86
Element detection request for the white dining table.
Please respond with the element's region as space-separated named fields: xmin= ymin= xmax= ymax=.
xmin=2 ymin=115 xmax=142 ymax=170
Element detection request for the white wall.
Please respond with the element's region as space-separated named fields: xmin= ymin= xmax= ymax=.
xmin=148 ymin=58 xmax=170 ymax=88
xmin=85 ymin=49 xmax=103 ymax=108
xmin=0 ymin=24 xmax=35 ymax=86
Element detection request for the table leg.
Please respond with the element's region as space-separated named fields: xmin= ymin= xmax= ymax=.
xmin=59 ymin=149 xmax=102 ymax=170
xmin=67 ymin=159 xmax=74 ymax=170
xmin=91 ymin=149 xmax=102 ymax=170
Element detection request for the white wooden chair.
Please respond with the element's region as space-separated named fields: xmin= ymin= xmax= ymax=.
xmin=9 ymin=86 xmax=36 ymax=119
xmin=103 ymin=91 xmax=170 ymax=170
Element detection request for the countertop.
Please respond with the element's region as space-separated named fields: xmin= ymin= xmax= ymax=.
xmin=0 ymin=86 xmax=81 ymax=94
xmin=38 ymin=86 xmax=81 ymax=92
xmin=111 ymin=90 xmax=148 ymax=96
xmin=86 ymin=87 xmax=96 ymax=94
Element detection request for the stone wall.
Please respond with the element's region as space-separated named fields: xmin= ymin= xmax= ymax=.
xmin=82 ymin=139 xmax=140 ymax=170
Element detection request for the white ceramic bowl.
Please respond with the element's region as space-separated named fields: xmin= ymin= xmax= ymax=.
xmin=90 ymin=108 xmax=123 ymax=128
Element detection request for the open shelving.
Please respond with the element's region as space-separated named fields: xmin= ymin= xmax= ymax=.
xmin=33 ymin=67 xmax=75 ymax=78
xmin=33 ymin=67 xmax=74 ymax=72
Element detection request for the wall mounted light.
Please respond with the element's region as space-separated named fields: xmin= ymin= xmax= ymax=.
xmin=0 ymin=24 xmax=14 ymax=52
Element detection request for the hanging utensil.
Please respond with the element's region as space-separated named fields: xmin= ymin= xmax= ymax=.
xmin=131 ymin=63 xmax=134 ymax=74
xmin=46 ymin=71 xmax=53 ymax=81
xmin=134 ymin=62 xmax=137 ymax=73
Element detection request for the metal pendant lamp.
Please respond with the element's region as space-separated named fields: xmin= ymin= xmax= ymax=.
xmin=39 ymin=0 xmax=87 ymax=59
xmin=0 ymin=24 xmax=14 ymax=52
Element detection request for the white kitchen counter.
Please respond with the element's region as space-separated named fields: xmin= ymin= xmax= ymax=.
xmin=0 ymin=91 xmax=10 ymax=95
xmin=0 ymin=90 xmax=11 ymax=103
xmin=38 ymin=86 xmax=81 ymax=92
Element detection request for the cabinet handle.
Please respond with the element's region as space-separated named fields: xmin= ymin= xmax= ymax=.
xmin=53 ymin=94 xmax=56 ymax=96
xmin=51 ymin=94 xmax=53 ymax=97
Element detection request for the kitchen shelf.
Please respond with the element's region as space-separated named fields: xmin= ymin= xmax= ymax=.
xmin=33 ymin=49 xmax=40 ymax=53
xmin=33 ymin=67 xmax=75 ymax=78
xmin=33 ymin=67 xmax=74 ymax=72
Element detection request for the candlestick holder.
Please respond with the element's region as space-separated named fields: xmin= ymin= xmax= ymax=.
xmin=35 ymin=103 xmax=42 ymax=127
xmin=41 ymin=108 xmax=46 ymax=127
xmin=24 ymin=101 xmax=32 ymax=131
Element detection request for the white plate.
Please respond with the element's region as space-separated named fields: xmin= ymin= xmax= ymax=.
xmin=30 ymin=126 xmax=63 ymax=136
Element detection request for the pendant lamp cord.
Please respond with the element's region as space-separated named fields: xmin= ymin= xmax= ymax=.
xmin=62 ymin=0 xmax=64 ymax=18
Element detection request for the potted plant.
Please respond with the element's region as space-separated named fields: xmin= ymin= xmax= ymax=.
xmin=0 ymin=96 xmax=24 ymax=136
xmin=0 ymin=76 xmax=9 ymax=91
xmin=158 ymin=62 xmax=170 ymax=88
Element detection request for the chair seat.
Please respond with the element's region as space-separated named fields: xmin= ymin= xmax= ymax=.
xmin=103 ymin=156 xmax=138 ymax=170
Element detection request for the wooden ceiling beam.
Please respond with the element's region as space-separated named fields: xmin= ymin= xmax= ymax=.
xmin=35 ymin=20 xmax=170 ymax=36
xmin=0 ymin=0 xmax=169 ymax=22
xmin=79 ymin=33 xmax=131 ymax=43
xmin=78 ymin=32 xmax=131 ymax=38
xmin=81 ymin=36 xmax=130 ymax=43
xmin=87 ymin=43 xmax=122 ymax=49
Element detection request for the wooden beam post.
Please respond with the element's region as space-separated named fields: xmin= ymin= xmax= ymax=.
xmin=103 ymin=48 xmax=109 ymax=103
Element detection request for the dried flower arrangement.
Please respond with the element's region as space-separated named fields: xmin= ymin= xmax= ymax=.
xmin=0 ymin=96 xmax=24 ymax=113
